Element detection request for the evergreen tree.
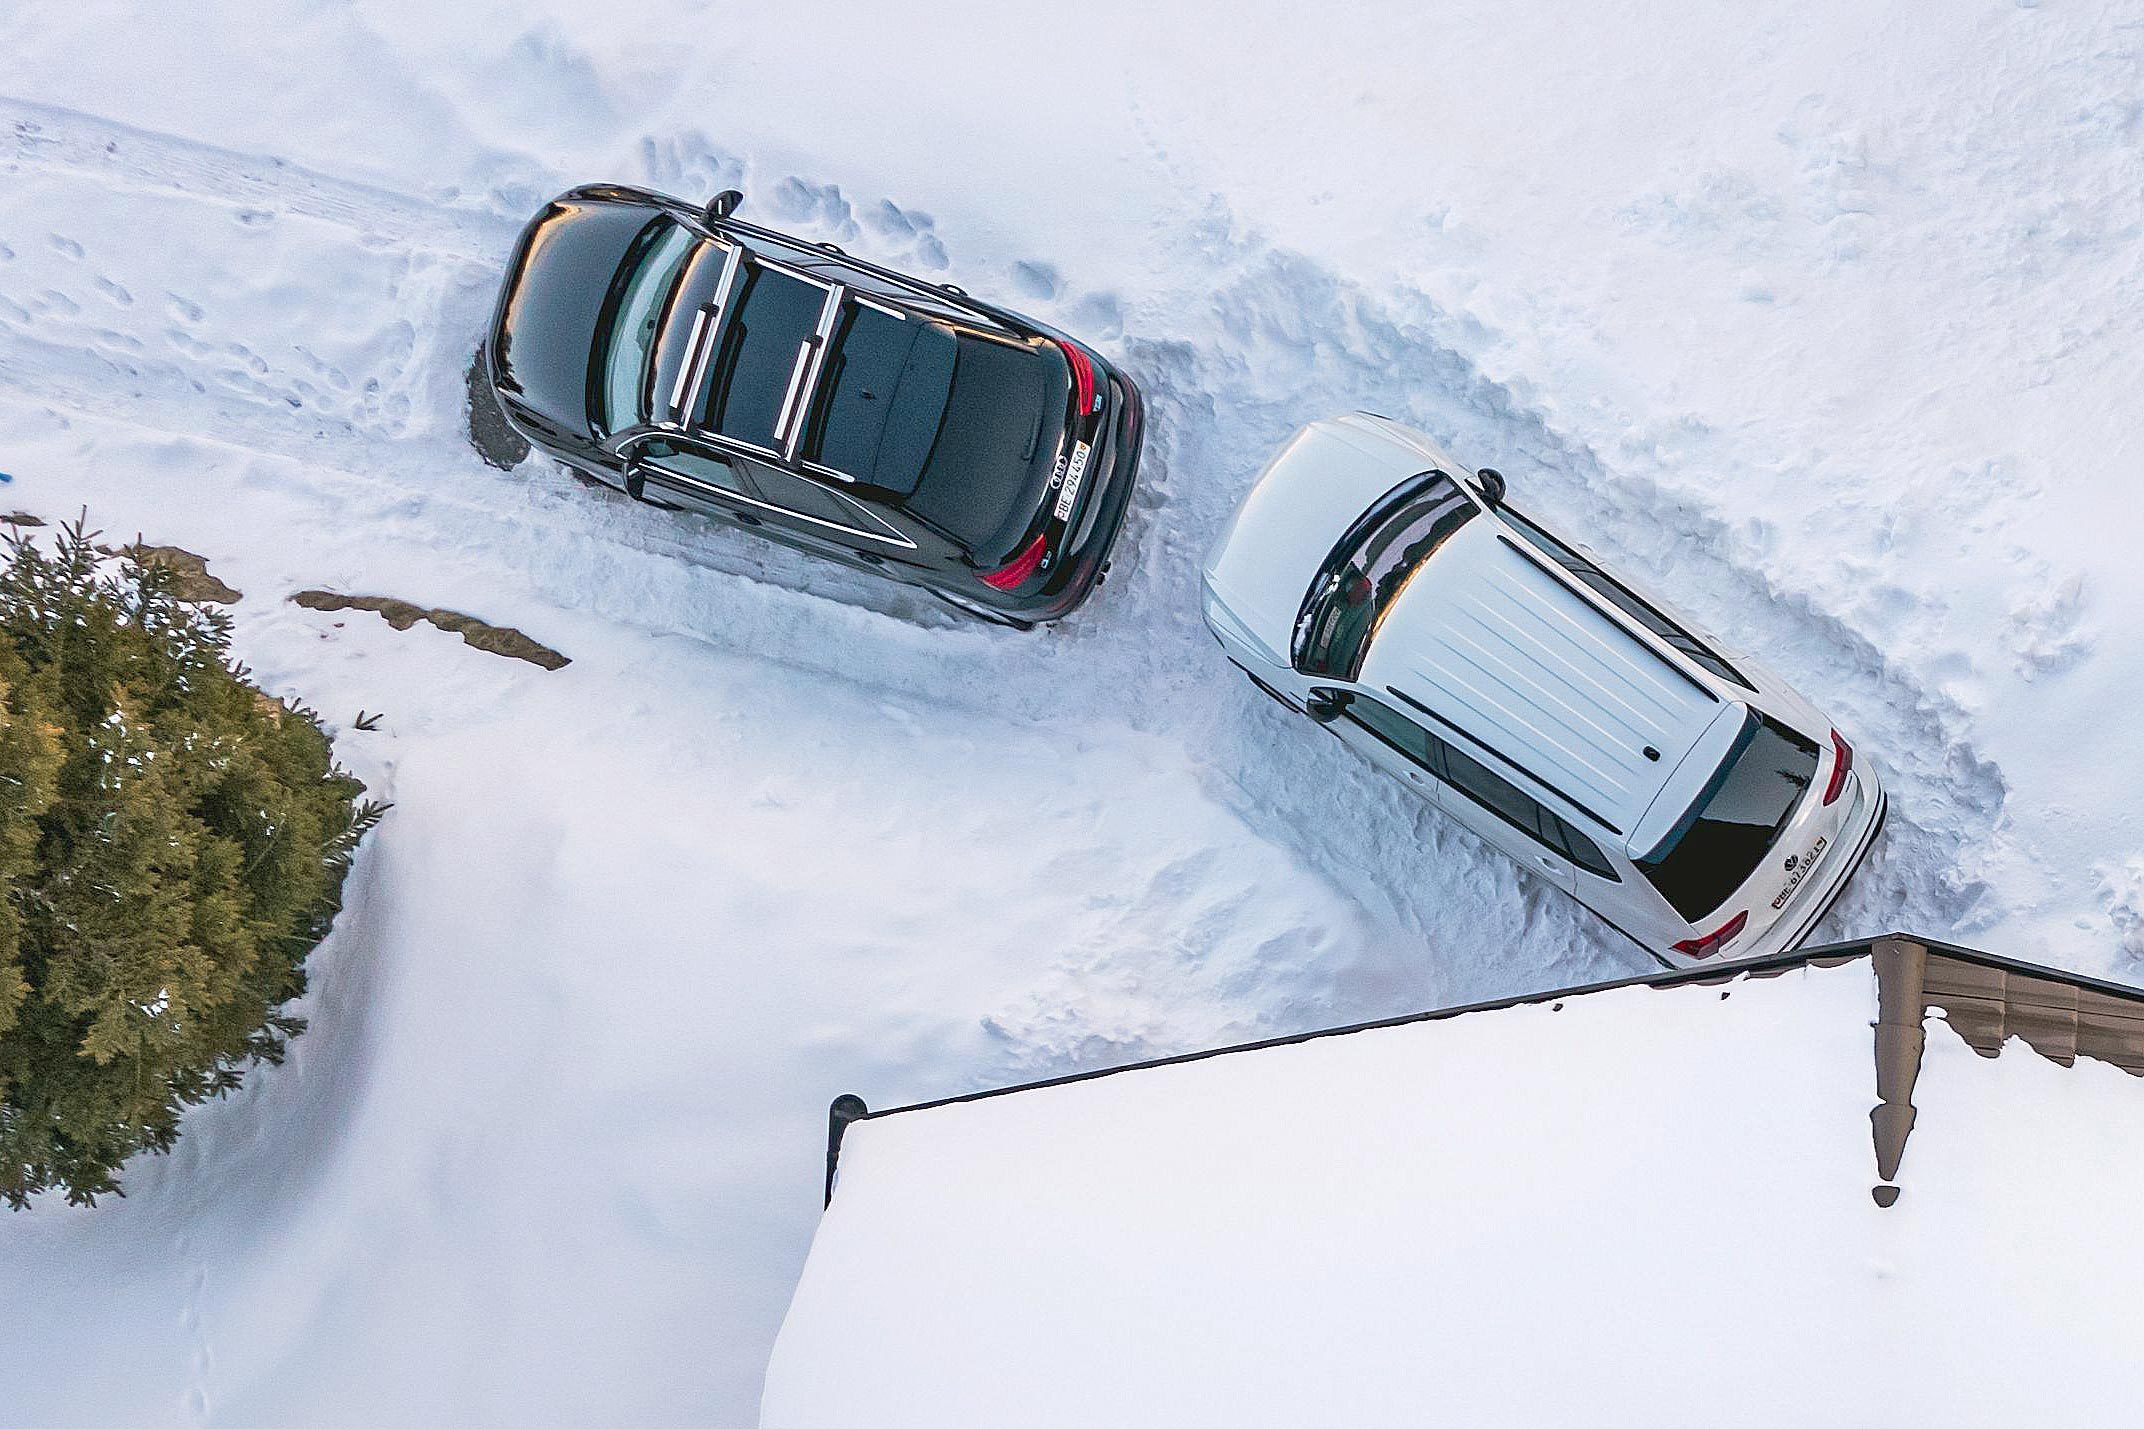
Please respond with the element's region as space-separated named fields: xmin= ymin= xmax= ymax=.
xmin=0 ymin=519 xmax=382 ymax=1207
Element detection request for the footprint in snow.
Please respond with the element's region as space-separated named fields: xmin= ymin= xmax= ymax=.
xmin=863 ymin=200 xmax=950 ymax=272
xmin=1067 ymin=290 xmax=1126 ymax=340
xmin=769 ymin=176 xmax=862 ymax=241
xmin=866 ymin=198 xmax=930 ymax=240
xmin=1009 ymin=260 xmax=1060 ymax=301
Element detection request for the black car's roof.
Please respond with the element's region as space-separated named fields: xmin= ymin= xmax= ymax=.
xmin=499 ymin=187 xmax=1074 ymax=561
xmin=801 ymin=301 xmax=956 ymax=494
xmin=657 ymin=220 xmax=1048 ymax=495
xmin=687 ymin=257 xmax=838 ymax=453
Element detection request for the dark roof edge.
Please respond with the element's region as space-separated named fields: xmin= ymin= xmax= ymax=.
xmin=842 ymin=933 xmax=2142 ymax=1129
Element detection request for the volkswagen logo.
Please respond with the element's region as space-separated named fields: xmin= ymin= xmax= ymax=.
xmin=1784 ymin=854 xmax=1800 ymax=871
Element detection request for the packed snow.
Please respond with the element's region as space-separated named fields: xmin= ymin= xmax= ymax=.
xmin=1 ymin=1 xmax=2139 ymax=1424
xmin=766 ymin=960 xmax=2144 ymax=1428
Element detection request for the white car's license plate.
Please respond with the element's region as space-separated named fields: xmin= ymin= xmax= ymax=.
xmin=1054 ymin=441 xmax=1092 ymax=521
xmin=1770 ymin=834 xmax=1829 ymax=910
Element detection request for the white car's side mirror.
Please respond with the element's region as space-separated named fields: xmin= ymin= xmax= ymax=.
xmin=1306 ymin=690 xmax=1352 ymax=724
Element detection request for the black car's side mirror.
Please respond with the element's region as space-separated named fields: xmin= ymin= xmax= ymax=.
xmin=706 ymin=189 xmax=743 ymax=222
xmin=1306 ymin=689 xmax=1353 ymax=724
xmin=1475 ymin=467 xmax=1507 ymax=508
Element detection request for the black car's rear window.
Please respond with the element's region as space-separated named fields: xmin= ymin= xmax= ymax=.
xmin=898 ymin=335 xmax=1062 ymax=556
xmin=1637 ymin=710 xmax=1820 ymax=922
xmin=696 ymin=263 xmax=832 ymax=451
xmin=1293 ymin=472 xmax=1477 ymax=680
xmin=802 ymin=302 xmax=955 ymax=487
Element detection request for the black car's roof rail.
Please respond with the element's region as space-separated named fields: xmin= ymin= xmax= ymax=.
xmin=781 ymin=280 xmax=845 ymax=461
xmin=772 ymin=335 xmax=823 ymax=454
xmin=705 ymin=211 xmax=1018 ymax=335
xmin=666 ymin=240 xmax=741 ymax=423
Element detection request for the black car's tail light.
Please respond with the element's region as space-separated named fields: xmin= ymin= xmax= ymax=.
xmin=978 ymin=532 xmax=1048 ymax=591
xmin=1058 ymin=340 xmax=1101 ymax=418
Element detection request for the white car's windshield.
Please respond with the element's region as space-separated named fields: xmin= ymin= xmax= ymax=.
xmin=1293 ymin=472 xmax=1475 ymax=680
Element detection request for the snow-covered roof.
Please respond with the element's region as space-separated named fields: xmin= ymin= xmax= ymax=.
xmin=764 ymin=937 xmax=2144 ymax=1429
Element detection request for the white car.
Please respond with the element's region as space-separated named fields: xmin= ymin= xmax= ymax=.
xmin=1202 ymin=414 xmax=1887 ymax=967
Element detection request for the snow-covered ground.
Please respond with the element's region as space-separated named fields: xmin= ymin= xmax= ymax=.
xmin=1 ymin=2 xmax=2138 ymax=1424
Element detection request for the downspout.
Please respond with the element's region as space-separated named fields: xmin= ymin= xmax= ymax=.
xmin=1870 ymin=935 xmax=1930 ymax=1207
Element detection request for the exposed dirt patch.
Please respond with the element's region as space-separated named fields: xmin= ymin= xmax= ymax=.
xmin=465 ymin=345 xmax=531 ymax=472
xmin=291 ymin=590 xmax=569 ymax=670
xmin=121 ymin=544 xmax=241 ymax=603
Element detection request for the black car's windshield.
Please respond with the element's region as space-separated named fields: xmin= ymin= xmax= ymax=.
xmin=694 ymin=262 xmax=836 ymax=451
xmin=593 ymin=217 xmax=696 ymax=435
xmin=1292 ymin=472 xmax=1477 ymax=679
xmin=1638 ymin=710 xmax=1820 ymax=922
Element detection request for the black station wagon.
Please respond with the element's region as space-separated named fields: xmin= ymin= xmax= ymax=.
xmin=486 ymin=185 xmax=1144 ymax=626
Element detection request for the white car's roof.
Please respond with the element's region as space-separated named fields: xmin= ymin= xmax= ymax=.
xmin=1360 ymin=519 xmax=1729 ymax=839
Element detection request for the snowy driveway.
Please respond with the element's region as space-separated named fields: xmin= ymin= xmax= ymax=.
xmin=3 ymin=2 xmax=2138 ymax=1424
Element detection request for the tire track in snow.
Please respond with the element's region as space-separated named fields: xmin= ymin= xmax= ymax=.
xmin=1 ymin=93 xmax=519 ymax=263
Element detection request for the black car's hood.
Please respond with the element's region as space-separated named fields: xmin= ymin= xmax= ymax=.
xmin=490 ymin=197 xmax=660 ymax=437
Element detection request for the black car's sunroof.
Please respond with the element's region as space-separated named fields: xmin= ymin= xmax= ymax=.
xmin=696 ymin=263 xmax=833 ymax=452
